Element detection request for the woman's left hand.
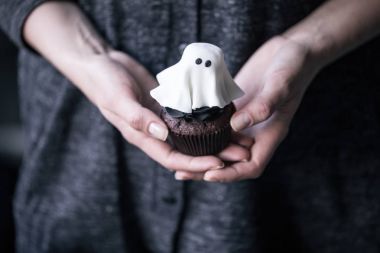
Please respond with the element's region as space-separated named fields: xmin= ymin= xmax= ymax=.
xmin=175 ymin=35 xmax=323 ymax=182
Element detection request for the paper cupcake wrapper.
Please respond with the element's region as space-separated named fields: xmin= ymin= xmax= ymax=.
xmin=169 ymin=124 xmax=232 ymax=156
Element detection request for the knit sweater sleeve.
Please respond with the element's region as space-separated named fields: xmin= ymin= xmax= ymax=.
xmin=0 ymin=0 xmax=47 ymax=48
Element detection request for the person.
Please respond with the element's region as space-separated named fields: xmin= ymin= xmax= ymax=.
xmin=1 ymin=0 xmax=380 ymax=252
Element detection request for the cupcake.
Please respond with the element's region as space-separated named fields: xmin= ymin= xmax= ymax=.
xmin=150 ymin=43 xmax=244 ymax=156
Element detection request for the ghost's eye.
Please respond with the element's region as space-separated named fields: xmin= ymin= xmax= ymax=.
xmin=195 ymin=58 xmax=202 ymax=65
xmin=205 ymin=60 xmax=212 ymax=67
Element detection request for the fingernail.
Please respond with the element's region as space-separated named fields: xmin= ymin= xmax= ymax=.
xmin=175 ymin=172 xmax=189 ymax=181
xmin=231 ymin=112 xmax=251 ymax=131
xmin=203 ymin=174 xmax=216 ymax=182
xmin=175 ymin=174 xmax=184 ymax=180
xmin=209 ymin=163 xmax=224 ymax=170
xmin=242 ymin=159 xmax=248 ymax=162
xmin=148 ymin=122 xmax=168 ymax=141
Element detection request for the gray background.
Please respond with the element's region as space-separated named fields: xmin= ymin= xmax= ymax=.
xmin=0 ymin=30 xmax=20 ymax=253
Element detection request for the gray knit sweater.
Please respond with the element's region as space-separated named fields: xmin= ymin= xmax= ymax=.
xmin=1 ymin=0 xmax=380 ymax=252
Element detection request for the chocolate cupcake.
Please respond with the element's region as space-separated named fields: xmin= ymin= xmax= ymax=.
xmin=162 ymin=103 xmax=235 ymax=155
xmin=150 ymin=43 xmax=244 ymax=156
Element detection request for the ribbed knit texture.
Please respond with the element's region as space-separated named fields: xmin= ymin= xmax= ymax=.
xmin=1 ymin=0 xmax=380 ymax=252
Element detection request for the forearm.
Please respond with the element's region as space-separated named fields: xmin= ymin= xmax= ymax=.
xmin=283 ymin=0 xmax=380 ymax=66
xmin=23 ymin=1 xmax=110 ymax=81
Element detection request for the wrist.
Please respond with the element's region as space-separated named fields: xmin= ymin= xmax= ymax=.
xmin=282 ymin=28 xmax=335 ymax=70
xmin=23 ymin=1 xmax=111 ymax=65
xmin=23 ymin=1 xmax=115 ymax=84
xmin=50 ymin=18 xmax=113 ymax=73
xmin=58 ymin=27 xmax=112 ymax=74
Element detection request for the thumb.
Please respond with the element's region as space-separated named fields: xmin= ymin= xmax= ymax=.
xmin=231 ymin=68 xmax=294 ymax=132
xmin=231 ymin=97 xmax=274 ymax=132
xmin=122 ymin=100 xmax=169 ymax=141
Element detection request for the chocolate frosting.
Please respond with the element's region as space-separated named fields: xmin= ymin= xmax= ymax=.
xmin=164 ymin=105 xmax=227 ymax=121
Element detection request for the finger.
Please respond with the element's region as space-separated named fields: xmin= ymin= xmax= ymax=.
xmin=231 ymin=67 xmax=294 ymax=132
xmin=217 ymin=143 xmax=250 ymax=162
xmin=104 ymin=110 xmax=225 ymax=172
xmin=205 ymin=115 xmax=288 ymax=182
xmin=132 ymin=128 xmax=225 ymax=172
xmin=95 ymin=60 xmax=168 ymax=142
xmin=231 ymin=132 xmax=254 ymax=149
xmin=230 ymin=96 xmax=274 ymax=132
xmin=203 ymin=162 xmax=251 ymax=183
xmin=104 ymin=109 xmax=224 ymax=172
xmin=105 ymin=98 xmax=168 ymax=141
xmin=175 ymin=171 xmax=205 ymax=181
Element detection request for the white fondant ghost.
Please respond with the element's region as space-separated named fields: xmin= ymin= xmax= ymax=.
xmin=150 ymin=43 xmax=244 ymax=113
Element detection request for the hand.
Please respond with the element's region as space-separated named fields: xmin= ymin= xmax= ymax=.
xmin=79 ymin=50 xmax=250 ymax=172
xmin=175 ymin=35 xmax=323 ymax=182
xmin=22 ymin=1 xmax=249 ymax=174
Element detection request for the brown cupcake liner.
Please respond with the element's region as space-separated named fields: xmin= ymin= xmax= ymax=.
xmin=169 ymin=123 xmax=232 ymax=156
